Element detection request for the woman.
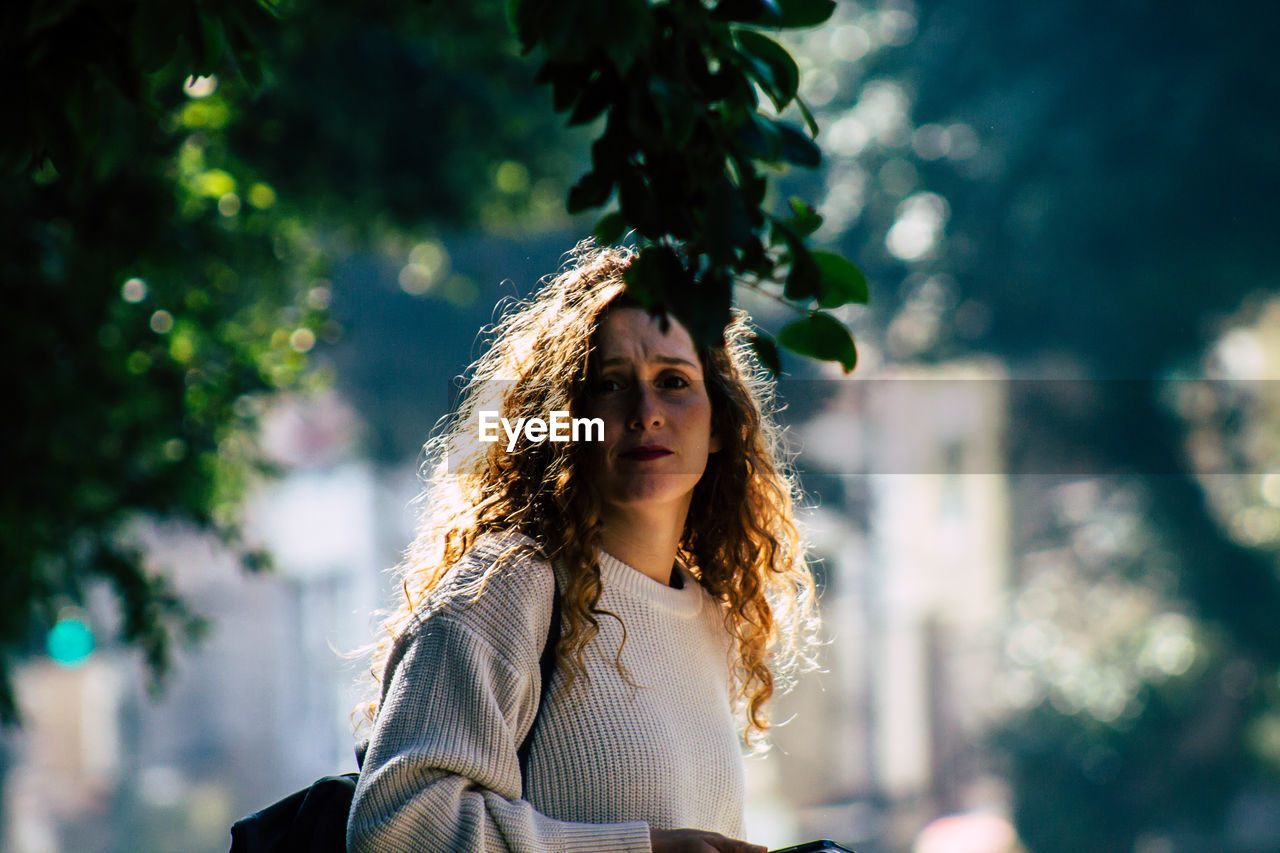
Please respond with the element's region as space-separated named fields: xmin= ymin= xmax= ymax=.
xmin=348 ymin=243 xmax=818 ymax=852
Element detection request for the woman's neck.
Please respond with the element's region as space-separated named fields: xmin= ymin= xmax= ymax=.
xmin=597 ymin=504 xmax=686 ymax=585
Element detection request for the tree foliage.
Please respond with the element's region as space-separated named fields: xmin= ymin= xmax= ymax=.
xmin=509 ymin=0 xmax=865 ymax=369
xmin=1 ymin=0 xmax=335 ymax=723
xmin=2 ymin=0 xmax=857 ymax=723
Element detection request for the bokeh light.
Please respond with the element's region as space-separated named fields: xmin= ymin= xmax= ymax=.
xmin=830 ymin=24 xmax=872 ymax=62
xmin=217 ymin=193 xmax=242 ymax=217
xmin=150 ymin=310 xmax=174 ymax=334
xmin=399 ymin=240 xmax=450 ymax=296
xmin=121 ymin=278 xmax=148 ymax=303
xmin=493 ymin=160 xmax=530 ymax=195
xmin=1261 ymin=471 xmax=1280 ymax=507
xmin=289 ymin=329 xmax=317 ymax=353
xmin=183 ymin=75 xmax=219 ymax=99
xmin=886 ymin=192 xmax=949 ymax=261
xmin=247 ymin=183 xmax=277 ymax=209
xmin=46 ymin=617 xmax=94 ymax=667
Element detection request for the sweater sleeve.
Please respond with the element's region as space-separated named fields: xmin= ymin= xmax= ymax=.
xmin=346 ymin=603 xmax=652 ymax=853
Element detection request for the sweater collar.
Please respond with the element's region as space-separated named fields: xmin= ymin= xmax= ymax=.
xmin=596 ymin=550 xmax=703 ymax=617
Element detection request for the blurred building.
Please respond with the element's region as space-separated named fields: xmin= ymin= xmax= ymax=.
xmin=745 ymin=361 xmax=1012 ymax=852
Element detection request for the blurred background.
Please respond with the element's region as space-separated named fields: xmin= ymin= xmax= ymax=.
xmin=6 ymin=1 xmax=1280 ymax=852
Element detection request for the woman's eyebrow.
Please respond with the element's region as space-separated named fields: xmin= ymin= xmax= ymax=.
xmin=599 ymin=355 xmax=700 ymax=369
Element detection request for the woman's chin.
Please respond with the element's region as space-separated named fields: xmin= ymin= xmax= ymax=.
xmin=602 ymin=475 xmax=702 ymax=513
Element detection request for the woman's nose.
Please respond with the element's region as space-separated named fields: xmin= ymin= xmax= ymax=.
xmin=627 ymin=386 xmax=664 ymax=430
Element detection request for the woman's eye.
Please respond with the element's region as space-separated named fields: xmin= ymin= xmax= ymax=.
xmin=658 ymin=374 xmax=691 ymax=390
xmin=595 ymin=377 xmax=625 ymax=393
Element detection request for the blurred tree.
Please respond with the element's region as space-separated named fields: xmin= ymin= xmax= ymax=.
xmin=1 ymin=0 xmax=331 ymax=723
xmin=785 ymin=0 xmax=1280 ymax=848
xmin=2 ymin=0 xmax=861 ymax=723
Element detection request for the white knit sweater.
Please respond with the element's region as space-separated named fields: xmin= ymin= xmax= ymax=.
xmin=347 ymin=533 xmax=746 ymax=853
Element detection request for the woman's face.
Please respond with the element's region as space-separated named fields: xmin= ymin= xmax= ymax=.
xmin=583 ymin=306 xmax=720 ymax=524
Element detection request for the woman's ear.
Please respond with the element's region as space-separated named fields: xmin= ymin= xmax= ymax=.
xmin=709 ymin=431 xmax=722 ymax=454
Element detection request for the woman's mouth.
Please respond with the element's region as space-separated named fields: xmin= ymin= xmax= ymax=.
xmin=620 ymin=445 xmax=674 ymax=461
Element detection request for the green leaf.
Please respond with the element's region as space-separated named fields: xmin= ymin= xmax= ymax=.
xmin=508 ymin=0 xmax=549 ymax=54
xmin=772 ymin=0 xmax=837 ymax=27
xmin=618 ymin=171 xmax=659 ymax=236
xmin=25 ymin=0 xmax=82 ymax=37
xmin=712 ymin=0 xmax=835 ymax=27
xmin=627 ymin=84 xmax=666 ymax=145
xmin=567 ymin=170 xmax=614 ymax=212
xmin=590 ymin=118 xmax=628 ymax=174
xmin=598 ymin=0 xmax=654 ymax=74
xmin=735 ymin=30 xmax=799 ymax=112
xmin=812 ymin=251 xmax=870 ymax=308
xmin=748 ymin=332 xmax=782 ymax=376
xmin=784 ymin=240 xmax=820 ymax=300
xmin=624 ymin=244 xmax=686 ymax=311
xmin=670 ymin=269 xmax=733 ymax=349
xmin=255 ymin=0 xmax=285 ymax=19
xmin=712 ymin=0 xmax=777 ymax=24
xmin=132 ymin=0 xmax=186 ymax=73
xmin=777 ymin=121 xmax=821 ymax=167
xmin=787 ymin=197 xmax=823 ymax=237
xmin=647 ymin=76 xmax=698 ymax=148
xmin=594 ymin=211 xmax=626 ymax=244
xmin=569 ymin=71 xmax=615 ymax=126
xmin=704 ymin=177 xmax=752 ymax=264
xmin=534 ymin=0 xmax=587 ymax=58
xmin=536 ymin=61 xmax=590 ymax=112
xmin=742 ymin=173 xmax=767 ymax=209
xmin=742 ymin=235 xmax=772 ymax=276
xmin=735 ymin=115 xmax=779 ymax=162
xmin=796 ymin=95 xmax=819 ymax=137
xmin=197 ymin=11 xmax=231 ymax=77
xmin=187 ymin=3 xmax=215 ymax=74
xmin=523 ymin=0 xmax=653 ymax=70
xmin=772 ymin=219 xmax=820 ymax=301
xmin=778 ymin=312 xmax=858 ymax=372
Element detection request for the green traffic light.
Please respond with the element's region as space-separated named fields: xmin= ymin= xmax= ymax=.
xmin=47 ymin=618 xmax=95 ymax=666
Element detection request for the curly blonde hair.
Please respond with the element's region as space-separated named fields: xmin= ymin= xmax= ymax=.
xmin=356 ymin=242 xmax=818 ymax=746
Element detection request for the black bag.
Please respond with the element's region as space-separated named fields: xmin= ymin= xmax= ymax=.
xmin=229 ymin=589 xmax=562 ymax=853
xmin=229 ymin=774 xmax=358 ymax=853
